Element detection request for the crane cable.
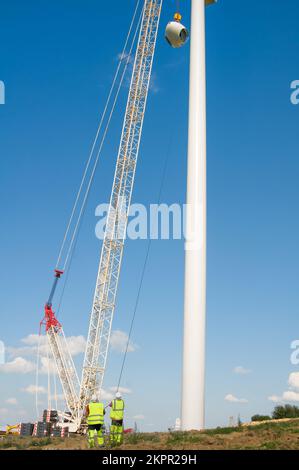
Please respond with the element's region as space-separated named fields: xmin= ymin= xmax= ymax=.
xmin=117 ymin=128 xmax=174 ymax=391
xmin=62 ymin=13 xmax=142 ymax=273
xmin=53 ymin=367 xmax=58 ymax=412
xmin=55 ymin=4 xmax=144 ymax=317
xmin=35 ymin=333 xmax=42 ymax=419
xmin=37 ymin=0 xmax=143 ymax=418
xmin=55 ymin=0 xmax=142 ymax=273
xmin=47 ymin=344 xmax=52 ymax=411
xmin=35 ymin=334 xmax=59 ymax=416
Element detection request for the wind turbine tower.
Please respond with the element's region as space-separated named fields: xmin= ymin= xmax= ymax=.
xmin=181 ymin=0 xmax=216 ymax=431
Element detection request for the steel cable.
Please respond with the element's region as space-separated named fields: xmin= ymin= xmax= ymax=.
xmin=55 ymin=0 xmax=142 ymax=271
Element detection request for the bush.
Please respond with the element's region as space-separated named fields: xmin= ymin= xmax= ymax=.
xmin=272 ymin=405 xmax=299 ymax=420
xmin=30 ymin=437 xmax=51 ymax=447
xmin=251 ymin=415 xmax=271 ymax=422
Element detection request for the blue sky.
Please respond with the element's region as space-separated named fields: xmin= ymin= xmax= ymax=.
xmin=1 ymin=0 xmax=299 ymax=431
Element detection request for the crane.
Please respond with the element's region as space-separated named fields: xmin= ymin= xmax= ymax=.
xmin=79 ymin=0 xmax=163 ymax=412
xmin=40 ymin=270 xmax=81 ymax=428
xmin=39 ymin=0 xmax=163 ymax=432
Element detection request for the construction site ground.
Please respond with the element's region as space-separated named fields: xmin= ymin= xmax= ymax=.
xmin=1 ymin=418 xmax=299 ymax=450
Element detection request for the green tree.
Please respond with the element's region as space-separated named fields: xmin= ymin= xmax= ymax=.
xmin=251 ymin=414 xmax=271 ymax=422
xmin=272 ymin=405 xmax=299 ymax=420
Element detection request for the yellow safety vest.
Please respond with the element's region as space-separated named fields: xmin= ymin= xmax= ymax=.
xmin=110 ymin=399 xmax=125 ymax=420
xmin=87 ymin=402 xmax=105 ymax=425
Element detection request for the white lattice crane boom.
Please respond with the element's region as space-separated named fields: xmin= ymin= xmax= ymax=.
xmin=46 ymin=328 xmax=80 ymax=420
xmin=80 ymin=0 xmax=163 ymax=409
xmin=40 ymin=271 xmax=81 ymax=428
xmin=40 ymin=0 xmax=163 ymax=431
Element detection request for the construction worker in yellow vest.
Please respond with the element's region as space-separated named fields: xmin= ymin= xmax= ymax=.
xmin=86 ymin=394 xmax=105 ymax=448
xmin=109 ymin=391 xmax=125 ymax=445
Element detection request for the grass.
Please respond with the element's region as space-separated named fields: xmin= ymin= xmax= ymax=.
xmin=30 ymin=438 xmax=52 ymax=447
xmin=1 ymin=419 xmax=299 ymax=450
xmin=0 ymin=436 xmax=60 ymax=450
xmin=166 ymin=432 xmax=199 ymax=445
xmin=247 ymin=420 xmax=299 ymax=433
xmin=126 ymin=433 xmax=160 ymax=445
xmin=0 ymin=439 xmax=15 ymax=449
xmin=204 ymin=426 xmax=244 ymax=436
xmin=259 ymin=441 xmax=280 ymax=450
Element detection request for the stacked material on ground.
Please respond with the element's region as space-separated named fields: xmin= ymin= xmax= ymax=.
xmin=33 ymin=421 xmax=52 ymax=437
xmin=20 ymin=423 xmax=34 ymax=437
xmin=43 ymin=409 xmax=59 ymax=424
xmin=5 ymin=409 xmax=70 ymax=439
xmin=51 ymin=426 xmax=69 ymax=438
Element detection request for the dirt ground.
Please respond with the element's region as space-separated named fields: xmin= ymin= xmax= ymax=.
xmin=1 ymin=419 xmax=299 ymax=450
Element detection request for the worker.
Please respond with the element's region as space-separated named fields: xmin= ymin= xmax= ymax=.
xmin=86 ymin=394 xmax=105 ymax=448
xmin=109 ymin=391 xmax=125 ymax=445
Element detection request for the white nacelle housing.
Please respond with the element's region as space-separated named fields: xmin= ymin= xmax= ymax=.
xmin=165 ymin=21 xmax=189 ymax=48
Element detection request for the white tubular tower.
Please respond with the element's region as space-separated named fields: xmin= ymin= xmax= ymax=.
xmin=79 ymin=0 xmax=163 ymax=410
xmin=181 ymin=0 xmax=208 ymax=431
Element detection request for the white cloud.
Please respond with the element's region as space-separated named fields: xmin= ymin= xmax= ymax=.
xmin=133 ymin=414 xmax=145 ymax=420
xmin=110 ymin=330 xmax=137 ymax=353
xmin=268 ymin=395 xmax=281 ymax=403
xmin=8 ymin=348 xmax=59 ymax=376
xmin=0 ymin=357 xmax=35 ymax=374
xmin=23 ymin=384 xmax=47 ymax=395
xmin=49 ymin=393 xmax=65 ymax=402
xmin=281 ymin=391 xmax=299 ymax=402
xmin=225 ymin=394 xmax=248 ymax=404
xmin=149 ymin=72 xmax=160 ymax=94
xmin=39 ymin=356 xmax=58 ymax=375
xmin=116 ymin=51 xmax=162 ymax=94
xmin=289 ymin=372 xmax=299 ymax=390
xmin=100 ymin=389 xmax=114 ymax=402
xmin=21 ymin=334 xmax=42 ymax=346
xmin=268 ymin=372 xmax=299 ymax=404
xmin=9 ymin=334 xmax=86 ymax=359
xmin=109 ymin=386 xmax=132 ymax=395
xmin=117 ymin=51 xmax=134 ymax=64
xmin=98 ymin=386 xmax=132 ymax=402
xmin=6 ymin=398 xmax=18 ymax=405
xmin=7 ymin=334 xmax=49 ymax=357
xmin=233 ymin=366 xmax=251 ymax=375
xmin=268 ymin=391 xmax=299 ymax=403
xmin=65 ymin=336 xmax=86 ymax=356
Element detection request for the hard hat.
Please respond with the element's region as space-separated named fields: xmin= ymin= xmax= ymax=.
xmin=91 ymin=394 xmax=98 ymax=402
xmin=116 ymin=391 xmax=122 ymax=399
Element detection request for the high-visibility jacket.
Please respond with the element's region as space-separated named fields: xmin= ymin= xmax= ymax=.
xmin=87 ymin=402 xmax=105 ymax=425
xmin=110 ymin=399 xmax=125 ymax=421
